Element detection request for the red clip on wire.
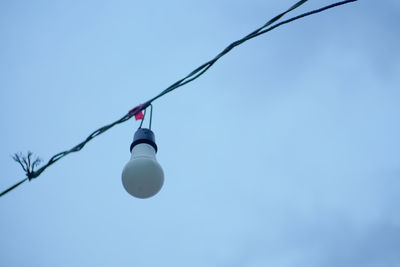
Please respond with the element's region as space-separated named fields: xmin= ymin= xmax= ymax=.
xmin=128 ymin=105 xmax=144 ymax=120
xmin=135 ymin=111 xmax=144 ymax=120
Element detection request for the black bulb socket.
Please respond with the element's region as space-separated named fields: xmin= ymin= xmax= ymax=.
xmin=130 ymin=128 xmax=158 ymax=153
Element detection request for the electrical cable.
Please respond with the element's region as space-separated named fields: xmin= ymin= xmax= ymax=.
xmin=139 ymin=109 xmax=147 ymax=129
xmin=0 ymin=178 xmax=28 ymax=197
xmin=149 ymin=104 xmax=153 ymax=130
xmin=138 ymin=104 xmax=153 ymax=130
xmin=0 ymin=0 xmax=358 ymax=198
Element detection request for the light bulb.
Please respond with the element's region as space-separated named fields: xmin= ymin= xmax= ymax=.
xmin=121 ymin=128 xmax=164 ymax=199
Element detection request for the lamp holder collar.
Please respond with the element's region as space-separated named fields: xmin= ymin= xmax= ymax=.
xmin=130 ymin=128 xmax=158 ymax=152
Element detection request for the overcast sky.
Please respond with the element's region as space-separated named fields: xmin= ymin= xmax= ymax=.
xmin=1 ymin=0 xmax=399 ymax=266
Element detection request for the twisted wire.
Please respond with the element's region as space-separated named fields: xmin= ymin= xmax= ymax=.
xmin=0 ymin=0 xmax=358 ymax=198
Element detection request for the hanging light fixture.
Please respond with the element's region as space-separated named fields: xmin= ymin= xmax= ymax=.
xmin=121 ymin=106 xmax=164 ymax=198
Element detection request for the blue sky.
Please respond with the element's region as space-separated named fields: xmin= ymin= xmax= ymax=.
xmin=1 ymin=0 xmax=399 ymax=266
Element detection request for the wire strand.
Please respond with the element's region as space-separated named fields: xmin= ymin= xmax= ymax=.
xmin=0 ymin=178 xmax=28 ymax=197
xmin=149 ymin=104 xmax=153 ymax=130
xmin=139 ymin=109 xmax=147 ymax=129
xmin=0 ymin=0 xmax=358 ymax=198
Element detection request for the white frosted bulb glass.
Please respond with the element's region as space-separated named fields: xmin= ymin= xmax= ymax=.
xmin=121 ymin=143 xmax=164 ymax=199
